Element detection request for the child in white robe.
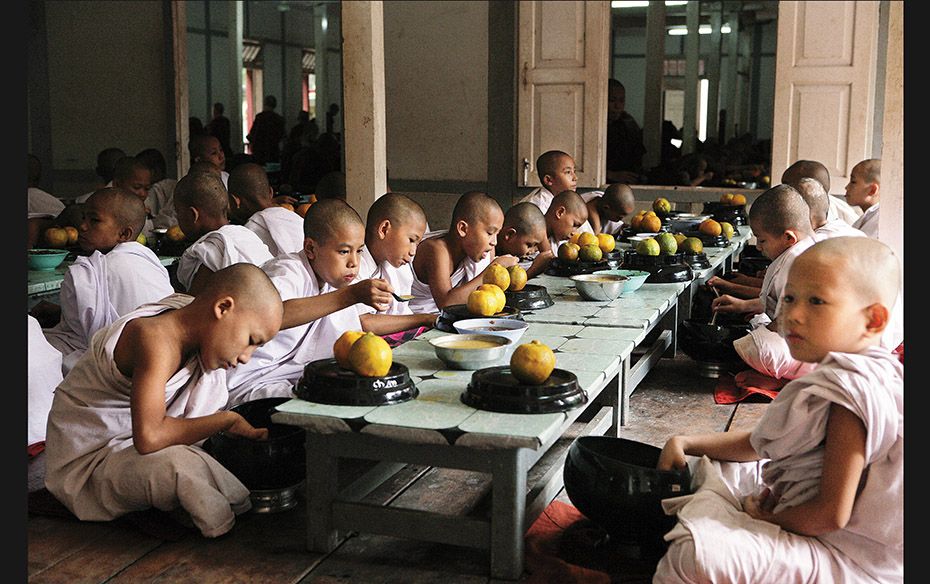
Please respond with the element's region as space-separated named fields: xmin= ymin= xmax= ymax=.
xmin=655 ymin=237 xmax=903 ymax=584
xmin=229 ymin=162 xmax=304 ymax=257
xmin=225 ymin=199 xmax=437 ymax=407
xmin=542 ymin=190 xmax=590 ymax=254
xmin=780 ymin=159 xmax=861 ymax=226
xmin=33 ymin=188 xmax=174 ymax=376
xmin=44 ymin=264 xmax=283 ymax=538
xmin=495 ymin=201 xmax=552 ymax=279
xmin=409 ymin=191 xmax=518 ymax=314
xmin=581 ymin=182 xmax=635 ymax=236
xmin=519 ymin=150 xmax=594 ymax=237
xmin=28 ymin=315 xmax=61 ymax=448
xmin=173 ymin=171 xmax=273 ymax=295
xmin=845 ymin=158 xmax=882 ymax=239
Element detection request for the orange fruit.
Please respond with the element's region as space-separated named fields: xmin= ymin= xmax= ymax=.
xmin=653 ymin=197 xmax=671 ymax=214
xmin=731 ymin=194 xmax=747 ymax=206
xmin=510 ymin=340 xmax=556 ymax=385
xmin=640 ymin=214 xmax=662 ymax=233
xmin=348 ymin=332 xmax=393 ymax=377
xmin=507 ymin=265 xmax=528 ymax=292
xmin=630 ymin=214 xmax=644 ymax=231
xmin=483 ymin=263 xmax=511 ymax=292
xmin=166 ymin=225 xmax=185 ymax=241
xmin=699 ymin=219 xmax=722 ymax=237
xmin=43 ymin=227 xmax=69 ymax=248
xmin=467 ymin=287 xmax=499 ymax=317
xmin=576 ymin=232 xmax=599 ymax=248
xmin=720 ymin=193 xmax=735 ymax=204
xmin=334 ymin=330 xmax=366 ymax=369
xmin=720 ymin=221 xmax=735 ymax=240
xmin=673 ymin=232 xmax=687 ymax=247
xmin=596 ymin=232 xmax=615 ymax=253
xmin=558 ymin=242 xmax=580 ymax=262
xmin=64 ymin=226 xmax=79 ymax=245
xmin=578 ymin=244 xmax=603 ymax=262
xmin=569 ymin=232 xmax=582 ymax=245
xmin=477 ymin=284 xmax=506 ymax=313
xmin=295 ymin=202 xmax=313 ymax=217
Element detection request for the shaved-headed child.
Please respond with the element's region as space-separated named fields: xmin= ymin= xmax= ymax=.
xmin=137 ymin=147 xmax=179 ymax=230
xmin=540 ymin=189 xmax=590 ymax=253
xmin=409 ymin=191 xmax=518 ymax=313
xmin=356 ymin=193 xmax=429 ymax=315
xmin=655 ymin=237 xmax=902 ymax=583
xmin=34 ymin=187 xmax=174 ymax=376
xmin=582 ymin=182 xmax=635 ymax=235
xmin=173 ymin=172 xmax=273 ymax=295
xmin=45 ymin=263 xmax=283 ymax=538
xmin=845 ymin=158 xmax=881 ymax=239
xmin=781 ymin=159 xmax=859 ymax=225
xmin=189 ymin=133 xmax=229 ymax=188
xmin=112 ymin=156 xmax=155 ymax=239
xmin=496 ymin=201 xmax=553 ymax=279
xmin=225 ymin=199 xmax=437 ymax=406
xmin=519 ymin=150 xmax=595 ymax=236
xmin=793 ymin=177 xmax=867 ymax=241
xmin=228 ymin=162 xmax=304 ymax=257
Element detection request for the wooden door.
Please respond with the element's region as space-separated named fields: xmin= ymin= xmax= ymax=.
xmin=517 ymin=0 xmax=610 ymax=188
xmin=770 ymin=1 xmax=880 ymax=194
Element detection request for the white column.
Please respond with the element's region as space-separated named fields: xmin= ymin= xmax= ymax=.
xmin=171 ymin=1 xmax=190 ymax=176
xmin=880 ymin=0 xmax=902 ymax=261
xmin=228 ymin=1 xmax=244 ymax=154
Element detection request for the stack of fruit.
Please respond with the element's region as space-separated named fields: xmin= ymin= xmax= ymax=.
xmin=557 ymin=231 xmax=616 ymax=264
xmin=41 ymin=226 xmax=78 ymax=249
xmin=628 ymin=210 xmax=663 ymax=234
xmin=719 ymin=193 xmax=747 ymax=206
xmin=333 ymin=330 xmax=393 ymax=377
xmin=466 ymin=264 xmax=527 ymax=317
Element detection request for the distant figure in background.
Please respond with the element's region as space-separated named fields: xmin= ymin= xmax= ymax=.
xmin=189 ymin=133 xmax=229 ymax=188
xmin=189 ymin=116 xmax=206 ymax=137
xmin=325 ymin=103 xmax=340 ymax=135
xmin=282 ymin=110 xmax=319 ymax=180
xmin=247 ymin=95 xmax=286 ymax=166
xmin=606 ymin=79 xmax=646 ymax=184
xmin=136 ymin=147 xmax=178 ymax=229
xmin=28 ymin=154 xmax=65 ymax=217
xmin=75 ymin=147 xmax=126 ymax=204
xmin=846 ymin=159 xmax=882 ymax=239
xmin=206 ymin=102 xmax=233 ymax=162
xmin=314 ymin=171 xmax=347 ymax=201
xmin=288 ymin=133 xmax=342 ymax=195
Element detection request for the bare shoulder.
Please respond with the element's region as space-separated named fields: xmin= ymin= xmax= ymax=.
xmin=413 ymin=237 xmax=452 ymax=279
xmin=114 ymin=312 xmax=185 ymax=381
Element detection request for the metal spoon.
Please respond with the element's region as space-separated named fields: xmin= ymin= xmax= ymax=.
xmin=392 ymin=292 xmax=415 ymax=302
xmin=709 ymin=286 xmax=720 ymax=326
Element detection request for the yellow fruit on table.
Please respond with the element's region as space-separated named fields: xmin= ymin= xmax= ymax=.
xmin=333 ymin=330 xmax=366 ymax=369
xmin=653 ymin=197 xmax=672 ymax=214
xmin=348 ymin=332 xmax=393 ymax=377
xmin=510 ymin=340 xmax=556 ymax=385
xmin=166 ymin=225 xmax=185 ymax=241
xmin=720 ymin=193 xmax=735 ymax=204
xmin=64 ymin=226 xmax=79 ymax=245
xmin=720 ymin=221 xmax=735 ymax=240
xmin=673 ymin=233 xmax=687 ymax=247
xmin=483 ymin=263 xmax=511 ymax=292
xmin=477 ymin=283 xmax=506 ymax=313
xmin=576 ymin=232 xmax=599 ymax=248
xmin=680 ymin=237 xmax=704 ymax=254
xmin=43 ymin=227 xmax=69 ymax=248
xmin=635 ymin=238 xmax=661 ymax=256
xmin=731 ymin=194 xmax=747 ymax=206
xmin=507 ymin=265 xmax=528 ymax=291
xmin=655 ymin=232 xmax=678 ymax=255
xmin=596 ymin=232 xmax=615 ymax=253
xmin=467 ymin=287 xmax=500 ymax=316
xmin=136 ymin=233 xmax=147 ymax=246
xmin=639 ymin=214 xmax=662 ymax=233
xmin=699 ymin=219 xmax=722 ymax=237
xmin=569 ymin=232 xmax=582 ymax=245
xmin=558 ymin=242 xmax=580 ymax=262
xmin=578 ymin=244 xmax=603 ymax=263
xmin=295 ymin=202 xmax=313 ymax=217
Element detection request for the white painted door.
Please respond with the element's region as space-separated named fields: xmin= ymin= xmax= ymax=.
xmin=770 ymin=1 xmax=880 ymax=194
xmin=517 ymin=0 xmax=610 ymax=188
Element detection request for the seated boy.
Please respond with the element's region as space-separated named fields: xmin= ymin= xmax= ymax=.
xmin=34 ymin=187 xmax=174 ymax=376
xmin=495 ymin=201 xmax=553 ymax=280
xmin=173 ymin=172 xmax=274 ymax=295
xmin=228 ymin=162 xmax=304 ymax=257
xmin=225 ymin=199 xmax=437 ymax=406
xmin=581 ymin=182 xmax=635 ymax=235
xmin=711 ymin=185 xmax=818 ymax=380
xmin=540 ymin=189 xmax=590 ymax=254
xmin=356 ymin=193 xmax=428 ymax=315
xmin=781 ymin=159 xmax=860 ymax=225
xmin=28 ymin=154 xmax=66 ymax=217
xmin=45 ymin=263 xmax=283 ymax=538
xmin=654 ymin=237 xmax=902 ymax=583
xmin=793 ymin=177 xmax=867 ymax=241
xmin=112 ymin=156 xmax=156 ymax=239
xmin=846 ymin=158 xmax=881 ymax=239
xmin=75 ymin=147 xmax=126 ymax=204
xmin=28 ymin=314 xmax=62 ymax=450
xmin=519 ymin=150 xmax=594 ymax=236
xmin=136 ymin=147 xmax=179 ymax=229
xmin=189 ymin=133 xmax=229 ymax=188
xmin=409 ymin=191 xmax=518 ymax=313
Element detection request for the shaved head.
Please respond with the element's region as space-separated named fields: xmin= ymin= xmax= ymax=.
xmin=87 ymin=187 xmax=147 ymax=236
xmin=188 ymin=133 xmax=219 ymax=160
xmin=854 ymin=159 xmax=881 ymax=184
xmin=549 ymin=190 xmax=587 ymax=217
xmin=196 ymin=262 xmax=284 ymax=322
xmin=188 ymin=160 xmax=222 ymax=178
xmin=748 ymin=184 xmax=813 ymax=236
xmin=794 ymin=177 xmax=830 ymax=227
xmin=227 ymin=163 xmax=272 ymax=206
xmin=304 ymin=198 xmax=364 ymax=242
xmin=112 ymin=156 xmax=150 ymax=183
xmin=794 ymin=237 xmax=900 ymax=308
xmin=450 ymin=191 xmax=503 ymax=229
xmin=782 ymin=160 xmax=831 ymax=192
xmin=175 ymin=172 xmax=229 ymax=219
xmin=603 ymin=183 xmax=635 ymax=213
xmin=366 ymin=193 xmax=427 ymax=236
xmin=536 ymin=150 xmax=571 ymax=180
xmin=503 ymin=201 xmax=546 ymax=236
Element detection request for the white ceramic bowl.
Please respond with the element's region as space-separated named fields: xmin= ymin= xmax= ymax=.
xmin=452 ymin=318 xmax=528 ymax=345
xmin=429 ymin=333 xmax=512 ymax=370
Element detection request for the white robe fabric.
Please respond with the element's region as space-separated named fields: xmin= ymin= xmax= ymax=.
xmin=580 ymin=190 xmax=625 ymax=235
xmin=176 ymin=224 xmax=273 ymax=291
xmin=28 ymin=315 xmax=62 ymax=447
xmin=655 ymin=347 xmax=903 ymax=584
xmin=28 ymin=187 xmax=65 ymax=217
xmin=352 ymin=246 xmax=415 ymax=316
xmin=813 ymin=218 xmax=867 ymax=242
xmin=244 ymin=206 xmax=306 ymax=257
xmin=44 ymin=294 xmax=252 ymax=538
xmin=147 ymin=178 xmax=178 ymax=229
xmin=408 ymin=232 xmax=492 ymax=314
xmin=520 ymin=186 xmax=595 ymax=235
xmin=827 ymin=194 xmax=861 ymax=226
xmin=225 ymin=252 xmax=375 ymax=407
xmin=851 ymin=203 xmax=880 ymax=239
xmin=43 ymin=242 xmax=174 ymax=376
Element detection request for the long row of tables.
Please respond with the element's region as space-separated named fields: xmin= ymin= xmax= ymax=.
xmin=272 ymin=227 xmax=754 ymax=580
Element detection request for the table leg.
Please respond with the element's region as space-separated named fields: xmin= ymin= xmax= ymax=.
xmin=305 ymin=433 xmax=342 ymax=552
xmin=605 ymin=371 xmax=622 ymax=436
xmin=490 ymin=449 xmax=528 ymax=580
xmin=620 ymin=358 xmax=632 ymax=426
xmin=661 ymin=302 xmax=678 ymax=358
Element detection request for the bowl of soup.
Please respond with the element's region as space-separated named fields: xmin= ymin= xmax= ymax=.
xmin=452 ymin=318 xmax=528 ymax=345
xmin=429 ymin=333 xmax=512 ymax=370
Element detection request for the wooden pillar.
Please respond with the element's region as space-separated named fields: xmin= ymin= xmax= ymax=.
xmin=724 ymin=10 xmax=739 ymax=142
xmin=642 ymin=0 xmax=666 ymax=170
xmin=706 ymin=7 xmax=722 ymax=142
xmin=170 ymin=0 xmax=190 ymax=177
xmin=682 ymin=0 xmax=700 ymax=153
xmin=228 ymin=1 xmax=244 ymax=155
xmin=880 ymin=0 xmax=902 ymax=261
xmin=342 ymin=0 xmax=387 ymax=223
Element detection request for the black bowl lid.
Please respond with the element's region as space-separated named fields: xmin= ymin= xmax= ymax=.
xmin=296 ymin=358 xmax=419 ymax=406
xmin=461 ymin=366 xmax=587 ymax=414
xmin=436 ymin=304 xmax=524 ymax=333
xmin=680 ymin=252 xmax=711 ymax=269
xmin=645 ymin=263 xmax=693 ymax=283
xmin=505 ymin=284 xmax=555 ymax=311
xmin=683 ymin=231 xmax=732 ymax=247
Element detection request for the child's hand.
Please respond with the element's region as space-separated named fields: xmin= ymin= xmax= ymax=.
xmin=705 ymin=276 xmax=730 ymax=292
xmin=226 ymin=413 xmax=269 ymax=441
xmin=742 ymin=488 xmax=777 ymax=521
xmin=711 ymin=294 xmax=743 ymax=314
xmin=351 ymin=278 xmax=394 ymax=312
xmin=491 ymin=254 xmax=519 ymax=269
xmin=657 ymin=436 xmax=688 ymax=471
xmin=530 ymin=250 xmax=554 ymax=270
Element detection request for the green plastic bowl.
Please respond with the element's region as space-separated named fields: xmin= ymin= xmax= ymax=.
xmin=593 ymin=269 xmax=651 ymax=294
xmin=28 ymin=248 xmax=69 ymax=271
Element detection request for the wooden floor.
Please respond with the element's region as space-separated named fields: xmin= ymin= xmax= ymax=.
xmin=27 ymin=351 xmax=768 ymax=584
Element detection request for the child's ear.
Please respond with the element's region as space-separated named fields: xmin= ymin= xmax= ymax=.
xmin=542 ymin=174 xmax=553 ymax=188
xmin=555 ymin=206 xmax=566 ymax=219
xmin=229 ymin=194 xmax=241 ymax=210
xmin=304 ymin=237 xmax=317 ymax=260
xmin=190 ymin=206 xmax=202 ymax=225
xmin=117 ymin=224 xmax=135 ymax=243
xmin=455 ymin=219 xmax=469 ymax=238
xmin=214 ymin=295 xmax=235 ymax=319
xmin=377 ymin=219 xmax=391 ymax=240
xmin=864 ymin=303 xmax=889 ymax=335
xmin=783 ymin=230 xmax=800 ymax=246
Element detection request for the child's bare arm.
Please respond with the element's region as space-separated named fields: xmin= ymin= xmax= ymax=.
xmin=658 ymin=431 xmax=759 ymax=471
xmin=743 ymin=404 xmax=866 ymax=536
xmin=525 ymin=250 xmax=554 ymax=279
xmin=705 ymin=277 xmax=761 ymax=300
xmin=712 ymin=294 xmax=763 ymax=315
xmin=280 ymin=279 xmax=393 ymax=329
xmin=360 ymin=312 xmax=437 ymax=335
